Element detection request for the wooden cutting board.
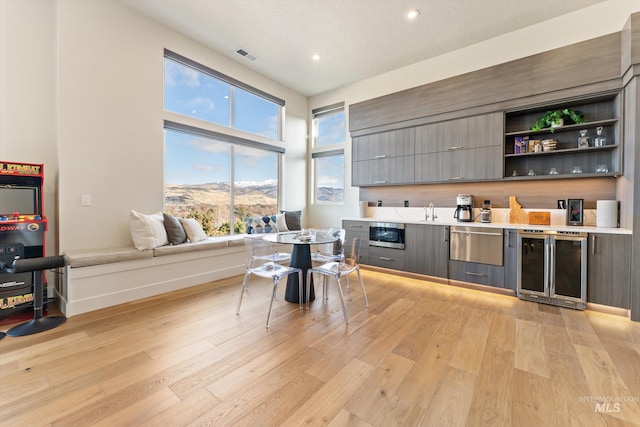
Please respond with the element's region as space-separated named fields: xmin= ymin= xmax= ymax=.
xmin=528 ymin=211 xmax=551 ymax=225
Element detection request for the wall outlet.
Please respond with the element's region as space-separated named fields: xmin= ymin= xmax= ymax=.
xmin=557 ymin=199 xmax=565 ymax=209
xmin=82 ymin=194 xmax=91 ymax=206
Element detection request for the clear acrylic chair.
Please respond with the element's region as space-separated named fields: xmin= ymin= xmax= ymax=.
xmin=250 ymin=228 xmax=291 ymax=264
xmin=311 ymin=228 xmax=345 ymax=265
xmin=236 ymin=236 xmax=302 ymax=328
xmin=306 ymin=236 xmax=368 ymax=323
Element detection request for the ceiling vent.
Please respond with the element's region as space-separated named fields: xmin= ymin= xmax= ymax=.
xmin=235 ymin=48 xmax=258 ymax=62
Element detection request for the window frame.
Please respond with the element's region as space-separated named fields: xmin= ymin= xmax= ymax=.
xmin=311 ymin=102 xmax=346 ymax=205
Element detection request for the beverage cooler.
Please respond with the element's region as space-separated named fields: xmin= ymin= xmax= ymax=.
xmin=517 ymin=230 xmax=587 ymax=310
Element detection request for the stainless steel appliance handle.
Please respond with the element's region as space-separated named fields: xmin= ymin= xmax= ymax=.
xmin=450 ymin=230 xmax=503 ymax=237
xmin=549 ymin=238 xmax=555 ymax=295
xmin=465 ymin=272 xmax=486 ymax=277
xmin=544 ymin=238 xmax=550 ymax=293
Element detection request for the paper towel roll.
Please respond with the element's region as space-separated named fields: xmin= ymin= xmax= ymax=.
xmin=359 ymin=201 xmax=368 ymax=218
xmin=596 ymin=200 xmax=618 ymax=228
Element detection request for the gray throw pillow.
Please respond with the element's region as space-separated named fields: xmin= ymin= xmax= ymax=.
xmin=163 ymin=213 xmax=187 ymax=245
xmin=280 ymin=210 xmax=301 ymax=231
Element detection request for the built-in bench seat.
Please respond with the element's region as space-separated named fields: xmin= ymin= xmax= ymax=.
xmin=59 ymin=235 xmax=247 ymax=317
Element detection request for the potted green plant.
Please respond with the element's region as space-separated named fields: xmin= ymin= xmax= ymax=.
xmin=531 ymin=108 xmax=585 ymax=132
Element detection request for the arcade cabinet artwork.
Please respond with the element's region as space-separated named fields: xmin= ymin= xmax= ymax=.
xmin=0 ymin=161 xmax=66 ymax=338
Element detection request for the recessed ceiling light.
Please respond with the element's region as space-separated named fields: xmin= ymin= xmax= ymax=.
xmin=312 ymin=54 xmax=321 ymax=61
xmin=404 ymin=9 xmax=420 ymax=21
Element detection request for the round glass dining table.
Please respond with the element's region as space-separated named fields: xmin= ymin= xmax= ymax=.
xmin=263 ymin=232 xmax=338 ymax=303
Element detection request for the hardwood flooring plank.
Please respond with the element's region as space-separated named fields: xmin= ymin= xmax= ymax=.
xmin=420 ymin=367 xmax=477 ymax=426
xmin=512 ymin=369 xmax=557 ymax=426
xmin=327 ymin=409 xmax=372 ymax=427
xmin=514 ymin=318 xmax=550 ymax=378
xmin=2 ymin=269 xmax=640 ymax=426
xmin=344 ymin=353 xmax=415 ymax=423
xmin=280 ymin=358 xmax=376 ymax=427
xmin=138 ymin=388 xmax=220 ymax=427
xmin=574 ymin=343 xmax=640 ymax=424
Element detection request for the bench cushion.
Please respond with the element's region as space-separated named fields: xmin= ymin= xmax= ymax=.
xmin=153 ymin=238 xmax=228 ymax=256
xmin=66 ymin=247 xmax=153 ymax=268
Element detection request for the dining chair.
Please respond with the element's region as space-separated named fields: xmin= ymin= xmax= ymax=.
xmin=237 ymin=236 xmax=302 ymax=327
xmin=250 ymin=228 xmax=291 ymax=264
xmin=311 ymin=228 xmax=345 ymax=265
xmin=306 ymin=236 xmax=368 ymax=323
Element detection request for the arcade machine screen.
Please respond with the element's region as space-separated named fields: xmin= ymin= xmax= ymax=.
xmin=0 ymin=185 xmax=40 ymax=217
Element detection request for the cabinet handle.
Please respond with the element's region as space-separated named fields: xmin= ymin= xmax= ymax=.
xmin=591 ymin=235 xmax=596 ymax=254
xmin=448 ymin=177 xmax=464 ymax=180
xmin=379 ymin=257 xmax=393 ymax=261
xmin=507 ymin=230 xmax=512 ymax=248
xmin=374 ymin=154 xmax=387 ymax=159
xmin=448 ymin=146 xmax=464 ymax=150
xmin=444 ymin=227 xmax=449 ymax=242
xmin=465 ymin=272 xmax=486 ymax=277
xmin=373 ymin=180 xmax=388 ymax=184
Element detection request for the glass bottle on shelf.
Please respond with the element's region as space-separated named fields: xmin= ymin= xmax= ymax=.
xmin=594 ymin=126 xmax=607 ymax=147
xmin=577 ymin=129 xmax=589 ymax=149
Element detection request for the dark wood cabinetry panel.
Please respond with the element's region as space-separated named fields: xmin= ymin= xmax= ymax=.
xmin=405 ymin=224 xmax=449 ymax=278
xmin=352 ymin=156 xmax=415 ymax=186
xmin=587 ymin=233 xmax=631 ymax=309
xmin=349 ymin=33 xmax=620 ymax=132
xmin=415 ymin=113 xmax=503 ymax=154
xmin=352 ymin=128 xmax=415 ymax=161
xmin=415 ymin=146 xmax=503 ymax=183
xmin=448 ymin=260 xmax=505 ymax=288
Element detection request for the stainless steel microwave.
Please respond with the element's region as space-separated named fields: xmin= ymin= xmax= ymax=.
xmin=369 ymin=222 xmax=405 ymax=249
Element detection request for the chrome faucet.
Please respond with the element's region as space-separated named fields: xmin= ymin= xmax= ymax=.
xmin=429 ymin=202 xmax=437 ymax=221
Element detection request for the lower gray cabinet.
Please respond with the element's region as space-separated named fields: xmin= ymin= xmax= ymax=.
xmin=405 ymin=224 xmax=449 ymax=278
xmin=342 ymin=220 xmax=369 ymax=265
xmin=448 ymin=260 xmax=505 ymax=288
xmin=368 ymin=246 xmax=405 ymax=270
xmin=503 ymin=229 xmax=518 ymax=291
xmin=587 ymin=233 xmax=631 ymax=309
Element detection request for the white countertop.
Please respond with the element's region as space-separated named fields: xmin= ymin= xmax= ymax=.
xmin=344 ymin=206 xmax=631 ymax=235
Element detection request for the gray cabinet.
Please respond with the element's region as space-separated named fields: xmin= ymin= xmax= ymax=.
xmin=368 ymin=246 xmax=405 ymax=270
xmin=448 ymin=260 xmax=505 ymax=288
xmin=342 ymin=220 xmax=370 ymax=264
xmin=352 ymin=128 xmax=415 ymax=186
xmin=405 ymin=224 xmax=449 ymax=278
xmin=415 ymin=146 xmax=502 ymax=182
xmin=352 ymin=157 xmax=415 ymax=186
xmin=503 ymin=229 xmax=518 ymax=291
xmin=587 ymin=233 xmax=631 ymax=309
xmin=413 ymin=112 xmax=504 ymax=183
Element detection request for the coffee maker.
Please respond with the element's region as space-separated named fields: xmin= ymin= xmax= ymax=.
xmin=454 ymin=194 xmax=474 ymax=222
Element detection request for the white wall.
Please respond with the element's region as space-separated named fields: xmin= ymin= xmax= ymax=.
xmin=0 ymin=0 xmax=58 ymax=256
xmin=52 ymin=0 xmax=307 ymax=251
xmin=307 ymin=0 xmax=640 ymax=229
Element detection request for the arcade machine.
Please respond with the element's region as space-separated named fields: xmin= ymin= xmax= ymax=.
xmin=0 ymin=161 xmax=65 ymax=339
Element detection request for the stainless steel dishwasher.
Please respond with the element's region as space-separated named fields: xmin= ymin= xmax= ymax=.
xmin=449 ymin=226 xmax=503 ymax=266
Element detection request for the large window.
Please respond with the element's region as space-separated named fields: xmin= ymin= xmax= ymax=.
xmin=164 ymin=49 xmax=283 ymax=141
xmin=312 ymin=103 xmax=345 ymax=204
xmin=163 ymin=50 xmax=285 ymax=235
xmin=164 ymin=127 xmax=280 ymax=236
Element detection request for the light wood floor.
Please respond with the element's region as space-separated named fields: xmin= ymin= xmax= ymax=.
xmin=1 ymin=269 xmax=640 ymax=426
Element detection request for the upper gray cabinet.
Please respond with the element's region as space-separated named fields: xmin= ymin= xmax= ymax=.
xmin=414 ymin=112 xmax=504 ymax=183
xmin=352 ymin=128 xmax=415 ymax=186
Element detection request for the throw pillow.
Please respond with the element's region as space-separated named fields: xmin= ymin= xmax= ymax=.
xmin=275 ymin=213 xmax=288 ymax=232
xmin=163 ymin=213 xmax=187 ymax=245
xmin=280 ymin=210 xmax=301 ymax=231
xmin=179 ymin=218 xmax=208 ymax=242
xmin=129 ymin=210 xmax=168 ymax=250
xmin=246 ymin=215 xmax=278 ymax=234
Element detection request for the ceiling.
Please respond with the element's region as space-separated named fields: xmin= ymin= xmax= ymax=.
xmin=118 ymin=0 xmax=605 ymax=97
